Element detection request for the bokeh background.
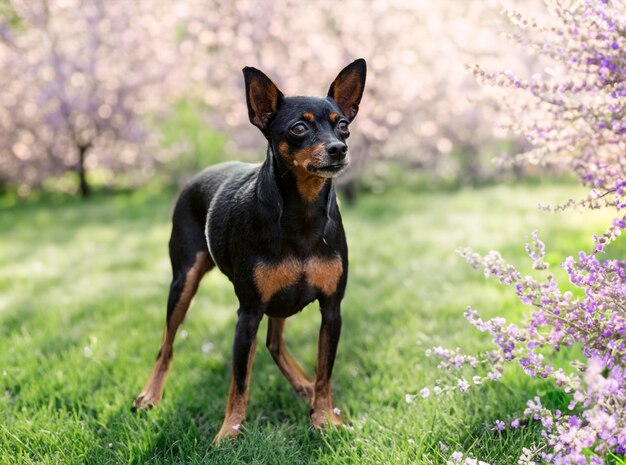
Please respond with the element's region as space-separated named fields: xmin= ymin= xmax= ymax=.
xmin=0 ymin=0 xmax=558 ymax=199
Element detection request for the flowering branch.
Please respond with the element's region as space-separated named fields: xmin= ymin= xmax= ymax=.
xmin=409 ymin=1 xmax=626 ymax=463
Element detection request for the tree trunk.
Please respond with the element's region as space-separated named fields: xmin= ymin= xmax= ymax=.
xmin=77 ymin=145 xmax=91 ymax=198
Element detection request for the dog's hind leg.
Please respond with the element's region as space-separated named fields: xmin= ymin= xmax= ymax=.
xmin=266 ymin=317 xmax=314 ymax=399
xmin=133 ymin=209 xmax=214 ymax=410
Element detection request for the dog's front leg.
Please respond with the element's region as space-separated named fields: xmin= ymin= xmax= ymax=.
xmin=311 ymin=298 xmax=343 ymax=428
xmin=214 ymin=309 xmax=263 ymax=443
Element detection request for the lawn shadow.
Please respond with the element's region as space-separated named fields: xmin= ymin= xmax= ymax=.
xmin=85 ymin=310 xmax=350 ymax=464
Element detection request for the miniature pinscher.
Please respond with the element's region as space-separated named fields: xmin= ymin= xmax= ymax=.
xmin=133 ymin=58 xmax=367 ymax=442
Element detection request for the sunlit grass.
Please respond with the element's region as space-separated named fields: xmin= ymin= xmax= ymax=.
xmin=0 ymin=181 xmax=616 ymax=464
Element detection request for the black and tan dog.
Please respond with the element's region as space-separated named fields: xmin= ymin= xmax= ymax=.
xmin=133 ymin=59 xmax=366 ymax=442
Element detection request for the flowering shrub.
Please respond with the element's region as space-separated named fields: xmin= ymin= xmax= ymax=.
xmin=409 ymin=1 xmax=626 ymax=463
xmin=454 ymin=238 xmax=626 ymax=464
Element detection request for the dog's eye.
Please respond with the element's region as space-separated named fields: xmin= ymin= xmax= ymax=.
xmin=337 ymin=120 xmax=349 ymax=132
xmin=290 ymin=123 xmax=308 ymax=136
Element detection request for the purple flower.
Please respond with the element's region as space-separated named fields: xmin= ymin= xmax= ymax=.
xmin=457 ymin=378 xmax=470 ymax=393
xmin=421 ymin=2 xmax=626 ymax=463
xmin=450 ymin=451 xmax=464 ymax=463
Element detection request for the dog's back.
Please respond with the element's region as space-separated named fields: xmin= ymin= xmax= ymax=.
xmin=174 ymin=161 xmax=258 ymax=223
xmin=168 ymin=162 xmax=256 ymax=268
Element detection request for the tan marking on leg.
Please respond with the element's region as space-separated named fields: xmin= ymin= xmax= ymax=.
xmin=311 ymin=322 xmax=343 ymax=428
xmin=305 ymin=256 xmax=343 ymax=296
xmin=254 ymin=258 xmax=302 ymax=303
xmin=302 ymin=112 xmax=315 ymax=122
xmin=266 ymin=317 xmax=314 ymax=399
xmin=134 ymin=252 xmax=212 ymax=410
xmin=214 ymin=339 xmax=257 ymax=442
xmin=168 ymin=252 xmax=212 ymax=330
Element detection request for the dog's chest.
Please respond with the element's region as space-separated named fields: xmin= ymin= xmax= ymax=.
xmin=253 ymin=255 xmax=342 ymax=314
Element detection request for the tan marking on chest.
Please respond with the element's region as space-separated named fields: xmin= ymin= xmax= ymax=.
xmin=305 ymin=256 xmax=343 ymax=296
xmin=254 ymin=256 xmax=343 ymax=302
xmin=254 ymin=258 xmax=302 ymax=303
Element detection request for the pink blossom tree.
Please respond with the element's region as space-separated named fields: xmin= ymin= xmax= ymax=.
xmin=0 ymin=0 xmax=187 ymax=196
xmin=1 ymin=0 xmax=544 ymax=196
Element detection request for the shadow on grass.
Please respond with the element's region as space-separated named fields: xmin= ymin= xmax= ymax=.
xmin=76 ymin=273 xmax=402 ymax=464
xmin=85 ymin=328 xmax=348 ymax=464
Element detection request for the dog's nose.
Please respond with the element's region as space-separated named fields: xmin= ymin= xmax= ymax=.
xmin=327 ymin=142 xmax=348 ymax=161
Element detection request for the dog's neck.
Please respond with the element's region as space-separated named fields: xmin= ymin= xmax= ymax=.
xmin=266 ymin=144 xmax=333 ymax=205
xmin=257 ymin=145 xmax=336 ymax=238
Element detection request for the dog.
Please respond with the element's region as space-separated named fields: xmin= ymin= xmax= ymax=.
xmin=133 ymin=58 xmax=367 ymax=442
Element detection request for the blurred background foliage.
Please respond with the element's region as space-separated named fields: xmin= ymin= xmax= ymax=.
xmin=0 ymin=0 xmax=558 ymax=200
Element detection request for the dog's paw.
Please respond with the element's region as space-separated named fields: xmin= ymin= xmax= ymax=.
xmin=310 ymin=407 xmax=344 ymax=429
xmin=213 ymin=421 xmax=242 ymax=444
xmin=132 ymin=392 xmax=160 ymax=412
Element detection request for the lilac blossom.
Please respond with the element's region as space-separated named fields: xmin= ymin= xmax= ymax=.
xmin=411 ymin=1 xmax=626 ymax=463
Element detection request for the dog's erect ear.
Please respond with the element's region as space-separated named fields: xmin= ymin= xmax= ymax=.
xmin=243 ymin=67 xmax=284 ymax=131
xmin=327 ymin=58 xmax=367 ymax=122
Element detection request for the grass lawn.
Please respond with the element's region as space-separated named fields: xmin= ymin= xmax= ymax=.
xmin=0 ymin=181 xmax=616 ymax=464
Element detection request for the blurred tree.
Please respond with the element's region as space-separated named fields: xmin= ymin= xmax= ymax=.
xmin=0 ymin=0 xmax=547 ymax=197
xmin=0 ymin=0 xmax=187 ymax=196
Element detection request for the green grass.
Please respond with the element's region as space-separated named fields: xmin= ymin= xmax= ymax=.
xmin=0 ymin=182 xmax=616 ymax=464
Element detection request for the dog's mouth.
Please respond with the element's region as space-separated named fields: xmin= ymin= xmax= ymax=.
xmin=307 ymin=161 xmax=349 ymax=178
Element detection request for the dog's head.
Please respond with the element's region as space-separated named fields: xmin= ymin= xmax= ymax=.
xmin=242 ymin=59 xmax=366 ymax=179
